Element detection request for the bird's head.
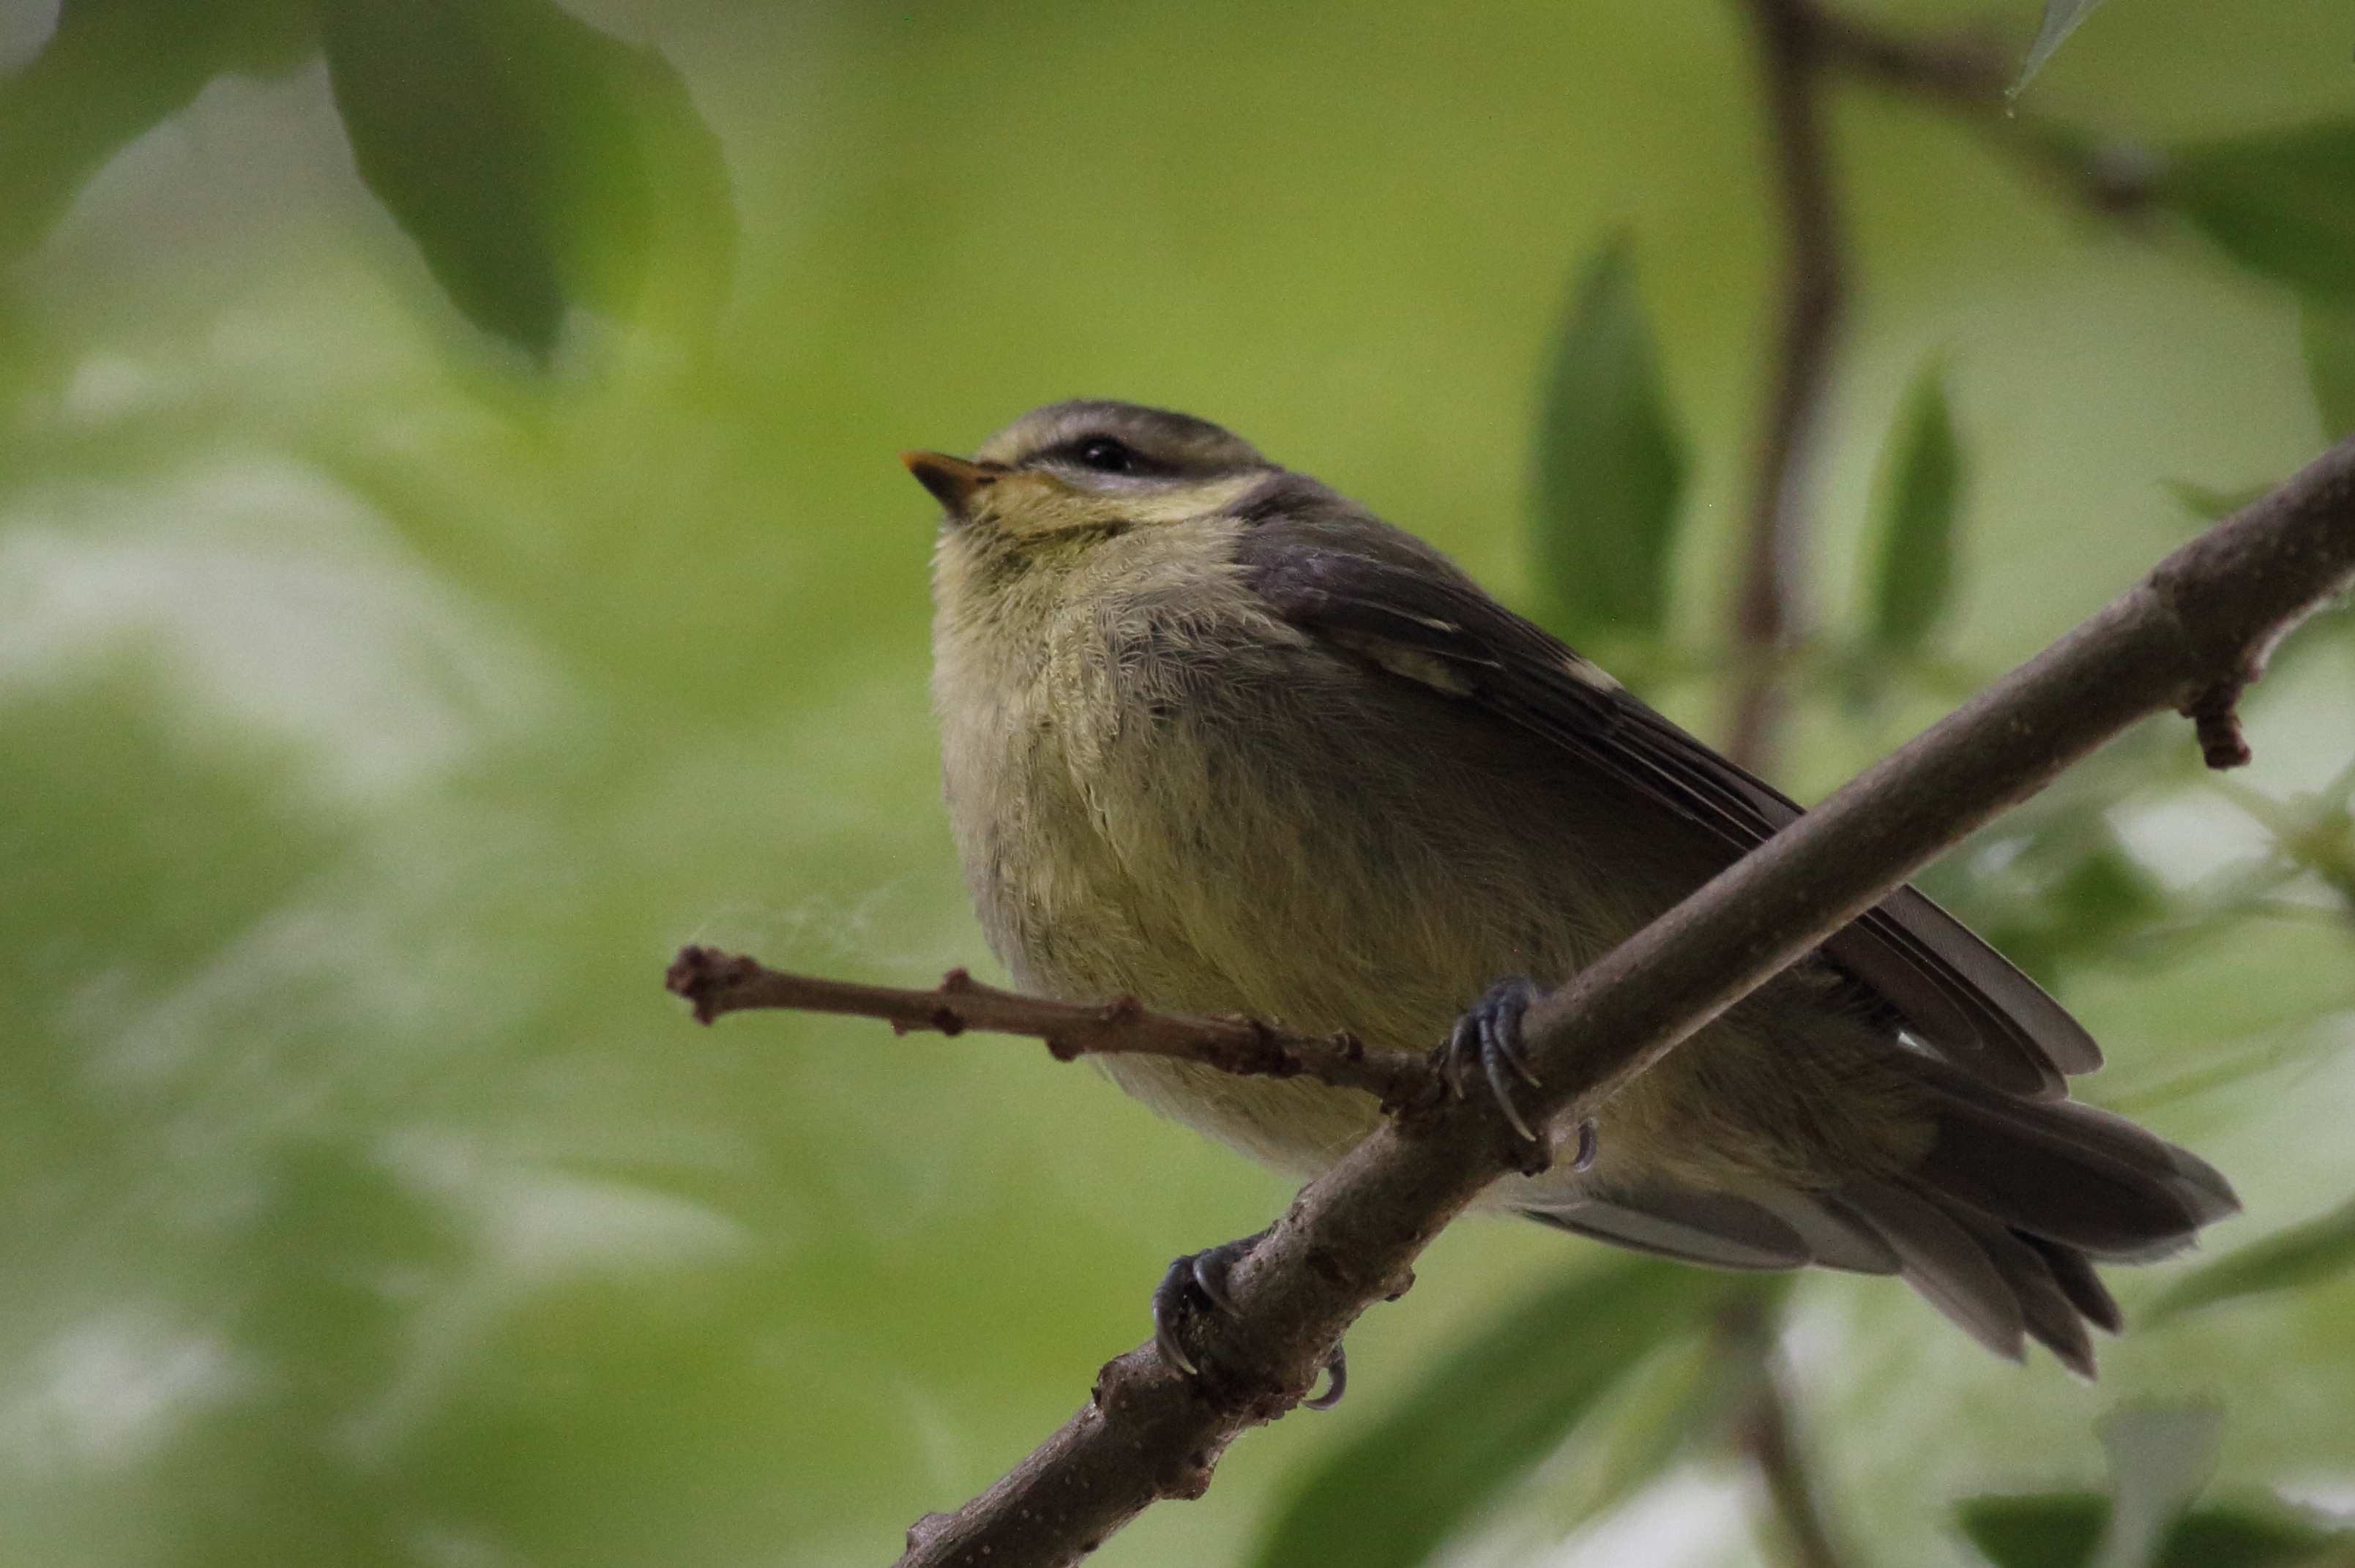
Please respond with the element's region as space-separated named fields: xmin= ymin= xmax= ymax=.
xmin=903 ymin=400 xmax=1276 ymax=550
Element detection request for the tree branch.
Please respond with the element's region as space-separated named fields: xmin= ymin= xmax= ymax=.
xmin=695 ymin=436 xmax=2355 ymax=1568
xmin=1727 ymin=0 xmax=1846 ymax=774
xmin=663 ymin=948 xmax=1433 ymax=1108
xmin=1499 ymin=437 xmax=2352 ymax=1127
xmin=1813 ymin=8 xmax=2009 ymax=109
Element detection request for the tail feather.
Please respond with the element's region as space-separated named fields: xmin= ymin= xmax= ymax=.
xmin=1755 ymin=1190 xmax=1901 ymax=1276
xmin=1830 ymin=1056 xmax=2236 ymax=1373
xmin=2018 ymin=1231 xmax=2124 ymax=1335
xmin=1522 ymin=1185 xmax=1810 ymax=1270
xmin=1515 ymin=1052 xmax=2233 ymax=1375
xmin=1837 ymin=1179 xmax=2027 ymax=1363
xmin=1900 ymin=1053 xmax=2239 ymax=1261
xmin=1911 ymin=1181 xmax=2098 ymax=1378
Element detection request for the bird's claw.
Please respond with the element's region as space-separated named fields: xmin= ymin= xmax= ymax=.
xmin=1152 ymin=1232 xmax=1262 ymax=1378
xmin=1150 ymin=1230 xmax=1348 ymax=1409
xmin=1446 ymin=977 xmax=1545 ymax=1143
xmin=1303 ymin=1343 xmax=1348 ymax=1410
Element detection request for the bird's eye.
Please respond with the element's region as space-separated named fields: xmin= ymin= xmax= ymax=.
xmin=1076 ymin=438 xmax=1138 ymax=474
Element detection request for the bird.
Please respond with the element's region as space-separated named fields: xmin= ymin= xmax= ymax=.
xmin=906 ymin=397 xmax=2237 ymax=1378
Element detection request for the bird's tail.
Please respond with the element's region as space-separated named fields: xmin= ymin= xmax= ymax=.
xmin=1522 ymin=1053 xmax=2237 ymax=1375
xmin=1831 ymin=1053 xmax=2236 ymax=1374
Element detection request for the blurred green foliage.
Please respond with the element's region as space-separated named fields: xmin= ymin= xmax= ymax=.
xmin=2147 ymin=1195 xmax=2355 ymax=1325
xmin=2166 ymin=123 xmax=2355 ymax=305
xmin=1959 ymin=1495 xmax=2355 ymax=1568
xmin=1255 ymin=1261 xmax=1777 ymax=1568
xmin=1960 ymin=1404 xmax=2353 ymax=1568
xmin=5 ymin=2 xmax=2355 ymax=1567
xmin=0 ymin=0 xmax=313 ymax=264
xmin=317 ymin=0 xmax=734 ymax=356
xmin=1529 ymin=234 xmax=1689 ymax=662
xmin=2299 ymin=303 xmax=2355 ymax=441
xmin=1866 ymin=362 xmax=1963 ymax=657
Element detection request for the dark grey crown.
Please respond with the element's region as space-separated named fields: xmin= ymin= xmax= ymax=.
xmin=974 ymin=400 xmax=1273 ymax=479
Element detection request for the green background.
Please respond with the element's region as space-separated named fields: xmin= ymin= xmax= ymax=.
xmin=4 ymin=1 xmax=2354 ymax=1564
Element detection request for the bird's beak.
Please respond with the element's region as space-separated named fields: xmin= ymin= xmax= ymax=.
xmin=901 ymin=451 xmax=1004 ymax=520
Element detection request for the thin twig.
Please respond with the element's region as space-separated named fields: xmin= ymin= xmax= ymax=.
xmin=1717 ymin=0 xmax=2169 ymax=784
xmin=1744 ymin=1360 xmax=1851 ymax=1568
xmin=1719 ymin=0 xmax=2172 ymax=772
xmin=1721 ymin=5 xmax=1862 ymax=1556
xmin=1808 ymin=2 xmax=2166 ymax=219
xmin=1727 ymin=0 xmax=1845 ymax=774
xmin=1813 ymin=9 xmax=2009 ymax=108
xmin=663 ymin=947 xmax=1433 ymax=1108
xmin=873 ymin=433 xmax=2355 ymax=1568
xmin=1718 ymin=1293 xmax=1851 ymax=1568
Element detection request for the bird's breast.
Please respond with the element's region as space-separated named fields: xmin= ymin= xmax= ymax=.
xmin=938 ymin=542 xmax=1626 ymax=1039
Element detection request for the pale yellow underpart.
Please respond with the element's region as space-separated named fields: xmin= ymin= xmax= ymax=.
xmin=932 ymin=484 xmax=1922 ymax=1213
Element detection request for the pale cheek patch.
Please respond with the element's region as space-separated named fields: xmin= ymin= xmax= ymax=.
xmin=966 ymin=472 xmax=1269 ymax=545
xmin=1110 ymin=474 xmax=1264 ymax=525
xmin=968 ymin=477 xmax=1104 ymax=539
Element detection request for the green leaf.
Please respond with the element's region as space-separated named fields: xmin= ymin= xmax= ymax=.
xmin=1252 ymin=1258 xmax=1755 ymax=1568
xmin=318 ymin=0 xmax=736 ymax=358
xmin=1867 ymin=365 xmax=1965 ymax=654
xmin=2165 ymin=122 xmax=2355 ymax=302
xmin=1517 ymin=1295 xmax=1776 ymax=1538
xmin=1959 ymin=1496 xmax=2345 ymax=1568
xmin=2049 ymin=844 xmax=2169 ymax=945
xmin=2301 ymin=302 xmax=2355 ymax=439
xmin=1959 ymin=814 xmax=2168 ymax=990
xmin=0 ymin=0 xmax=313 ymax=263
xmin=2011 ymin=1 xmax=2114 ymax=98
xmin=2160 ymin=1505 xmax=2350 ymax=1568
xmin=1960 ymin=1493 xmax=2108 ymax=1568
xmin=2094 ymin=1403 xmax=2222 ymax=1568
xmin=2146 ymin=1194 xmax=2355 ymax=1322
xmin=2162 ymin=479 xmax=2275 ymax=525
xmin=1529 ymin=234 xmax=1690 ymax=657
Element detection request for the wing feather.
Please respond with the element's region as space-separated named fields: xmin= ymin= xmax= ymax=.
xmin=1236 ymin=511 xmax=2096 ymax=1097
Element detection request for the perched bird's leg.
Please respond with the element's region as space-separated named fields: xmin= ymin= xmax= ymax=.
xmin=1445 ymin=977 xmax=1549 ymax=1150
xmin=1150 ymin=1231 xmax=1264 ymax=1378
xmin=1150 ymin=1228 xmax=1347 ymax=1408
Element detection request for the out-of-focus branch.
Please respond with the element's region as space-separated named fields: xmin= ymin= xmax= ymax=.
xmin=1813 ymin=8 xmax=2009 ymax=108
xmin=853 ymin=435 xmax=2355 ymax=1567
xmin=1745 ymin=1364 xmax=1848 ymax=1568
xmin=1720 ymin=6 xmax=1859 ymax=1554
xmin=1508 ymin=436 xmax=2351 ymax=1131
xmin=1810 ymin=3 xmax=2165 ymax=217
xmin=663 ymin=947 xmax=1432 ymax=1107
xmin=1727 ymin=0 xmax=1846 ymax=774
xmin=1720 ymin=1293 xmax=1851 ymax=1568
xmin=1722 ymin=0 xmax=2174 ymax=772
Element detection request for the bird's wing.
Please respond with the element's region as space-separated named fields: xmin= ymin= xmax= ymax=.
xmin=1235 ymin=524 xmax=2097 ymax=1098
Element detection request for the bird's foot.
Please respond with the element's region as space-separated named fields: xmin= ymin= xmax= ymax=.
xmin=1445 ymin=977 xmax=1545 ymax=1142
xmin=1151 ymin=1230 xmax=1347 ymax=1409
xmin=1444 ymin=977 xmax=1598 ymax=1175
